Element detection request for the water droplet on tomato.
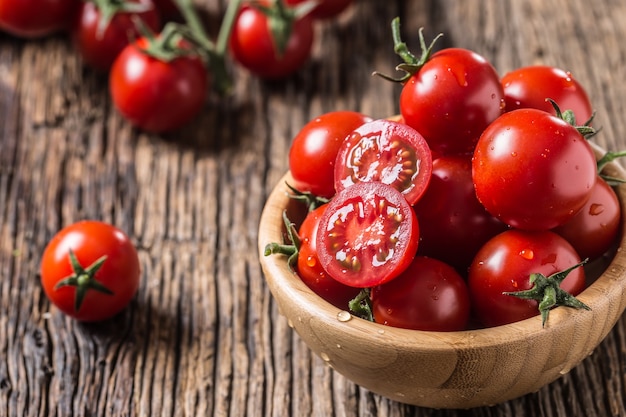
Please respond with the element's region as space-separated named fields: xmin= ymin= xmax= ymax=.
xmin=511 ymin=151 xmax=517 ymax=157
xmin=519 ymin=249 xmax=534 ymax=259
xmin=589 ymin=203 xmax=605 ymax=216
xmin=306 ymin=256 xmax=316 ymax=267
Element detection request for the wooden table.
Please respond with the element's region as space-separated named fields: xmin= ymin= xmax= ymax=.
xmin=1 ymin=0 xmax=626 ymax=416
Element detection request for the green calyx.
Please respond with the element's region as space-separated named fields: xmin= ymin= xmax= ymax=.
xmin=547 ymin=98 xmax=597 ymax=139
xmin=264 ymin=211 xmax=300 ymax=269
xmin=90 ymin=0 xmax=154 ymax=39
xmin=373 ymin=17 xmax=443 ymax=83
xmin=54 ymin=250 xmax=114 ymax=313
xmin=504 ymin=259 xmax=590 ymax=327
xmin=285 ymin=182 xmax=329 ymax=212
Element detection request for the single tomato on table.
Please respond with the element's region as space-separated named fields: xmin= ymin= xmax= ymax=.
xmin=468 ymin=229 xmax=586 ymax=328
xmin=71 ymin=0 xmax=161 ymax=72
xmin=316 ymin=181 xmax=420 ymax=288
xmin=109 ymin=35 xmax=208 ymax=133
xmin=229 ymin=1 xmax=315 ymax=79
xmin=40 ymin=220 xmax=141 ymax=322
xmin=289 ymin=111 xmax=372 ymax=199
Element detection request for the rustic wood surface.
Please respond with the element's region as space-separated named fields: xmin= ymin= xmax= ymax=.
xmin=1 ymin=0 xmax=625 ymax=416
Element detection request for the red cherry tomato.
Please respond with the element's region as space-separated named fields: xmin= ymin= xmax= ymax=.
xmin=502 ymin=65 xmax=594 ymax=124
xmin=400 ymin=47 xmax=505 ymax=155
xmin=289 ymin=111 xmax=372 ymax=199
xmin=414 ymin=155 xmax=508 ymax=274
xmin=40 ymin=221 xmax=141 ymax=322
xmin=71 ymin=0 xmax=161 ymax=72
xmin=472 ymin=108 xmax=597 ymax=230
xmin=316 ymin=182 xmax=419 ymax=288
xmin=553 ymin=178 xmax=621 ymax=260
xmin=109 ymin=37 xmax=208 ymax=133
xmin=296 ymin=204 xmax=360 ymax=308
xmin=229 ymin=1 xmax=314 ymax=79
xmin=468 ymin=230 xmax=585 ymax=327
xmin=334 ymin=119 xmax=433 ymax=205
xmin=371 ymin=256 xmax=471 ymax=331
xmin=0 ymin=0 xmax=76 ymax=38
xmin=285 ymin=0 xmax=353 ymax=19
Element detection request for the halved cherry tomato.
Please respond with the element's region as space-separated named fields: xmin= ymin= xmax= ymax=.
xmin=40 ymin=221 xmax=141 ymax=322
xmin=316 ymin=182 xmax=419 ymax=288
xmin=289 ymin=111 xmax=372 ymax=199
xmin=371 ymin=256 xmax=471 ymax=331
xmin=334 ymin=119 xmax=432 ymax=205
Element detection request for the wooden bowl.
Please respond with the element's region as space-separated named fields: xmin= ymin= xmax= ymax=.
xmin=257 ymin=144 xmax=626 ymax=409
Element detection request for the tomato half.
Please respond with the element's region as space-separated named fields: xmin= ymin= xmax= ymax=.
xmin=472 ymin=108 xmax=597 ymax=230
xmin=502 ymin=65 xmax=593 ymax=124
xmin=400 ymin=47 xmax=505 ymax=155
xmin=334 ymin=119 xmax=433 ymax=205
xmin=289 ymin=111 xmax=372 ymax=199
xmin=229 ymin=1 xmax=314 ymax=79
xmin=468 ymin=230 xmax=585 ymax=327
xmin=296 ymin=204 xmax=360 ymax=308
xmin=71 ymin=0 xmax=161 ymax=72
xmin=109 ymin=37 xmax=208 ymax=133
xmin=0 ymin=0 xmax=76 ymax=38
xmin=40 ymin=221 xmax=141 ymax=322
xmin=371 ymin=256 xmax=471 ymax=331
xmin=316 ymin=182 xmax=419 ymax=288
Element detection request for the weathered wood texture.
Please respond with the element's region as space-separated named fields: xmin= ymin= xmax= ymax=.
xmin=1 ymin=0 xmax=625 ymax=416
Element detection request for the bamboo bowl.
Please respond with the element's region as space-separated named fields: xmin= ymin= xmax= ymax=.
xmin=257 ymin=144 xmax=626 ymax=409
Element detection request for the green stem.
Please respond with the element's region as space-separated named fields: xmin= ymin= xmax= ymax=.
xmin=174 ymin=0 xmax=214 ymax=50
xmin=216 ymin=0 xmax=244 ymax=55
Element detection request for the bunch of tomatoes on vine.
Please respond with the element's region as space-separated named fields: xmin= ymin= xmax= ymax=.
xmin=266 ymin=17 xmax=626 ymax=331
xmin=0 ymin=0 xmax=353 ymax=134
xmin=13 ymin=0 xmax=352 ymax=322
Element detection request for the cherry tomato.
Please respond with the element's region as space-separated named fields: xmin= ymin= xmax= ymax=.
xmin=285 ymin=0 xmax=353 ymax=19
xmin=334 ymin=119 xmax=433 ymax=205
xmin=502 ymin=65 xmax=593 ymax=124
xmin=400 ymin=47 xmax=505 ymax=155
xmin=71 ymin=0 xmax=161 ymax=72
xmin=229 ymin=1 xmax=314 ymax=79
xmin=371 ymin=256 xmax=471 ymax=331
xmin=296 ymin=204 xmax=360 ymax=308
xmin=0 ymin=0 xmax=76 ymax=38
xmin=414 ymin=155 xmax=508 ymax=274
xmin=468 ymin=230 xmax=585 ymax=327
xmin=289 ymin=111 xmax=372 ymax=199
xmin=472 ymin=108 xmax=597 ymax=230
xmin=316 ymin=182 xmax=419 ymax=288
xmin=109 ymin=36 xmax=208 ymax=133
xmin=40 ymin=221 xmax=141 ymax=322
xmin=553 ymin=178 xmax=621 ymax=260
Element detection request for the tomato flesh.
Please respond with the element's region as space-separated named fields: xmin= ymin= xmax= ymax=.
xmin=334 ymin=119 xmax=432 ymax=205
xmin=316 ymin=182 xmax=419 ymax=288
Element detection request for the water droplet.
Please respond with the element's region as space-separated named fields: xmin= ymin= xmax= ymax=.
xmin=559 ymin=367 xmax=571 ymax=375
xmin=306 ymin=256 xmax=316 ymax=267
xmin=519 ymin=249 xmax=534 ymax=260
xmin=511 ymin=151 xmax=517 ymax=157
xmin=320 ymin=352 xmax=330 ymax=362
xmin=336 ymin=344 xmax=342 ymax=349
xmin=589 ymin=203 xmax=605 ymax=216
xmin=378 ymin=329 xmax=386 ymax=335
xmin=287 ymin=320 xmax=294 ymax=328
xmin=337 ymin=311 xmax=352 ymax=322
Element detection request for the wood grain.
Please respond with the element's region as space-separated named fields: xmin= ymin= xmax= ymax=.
xmin=1 ymin=0 xmax=626 ymax=416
